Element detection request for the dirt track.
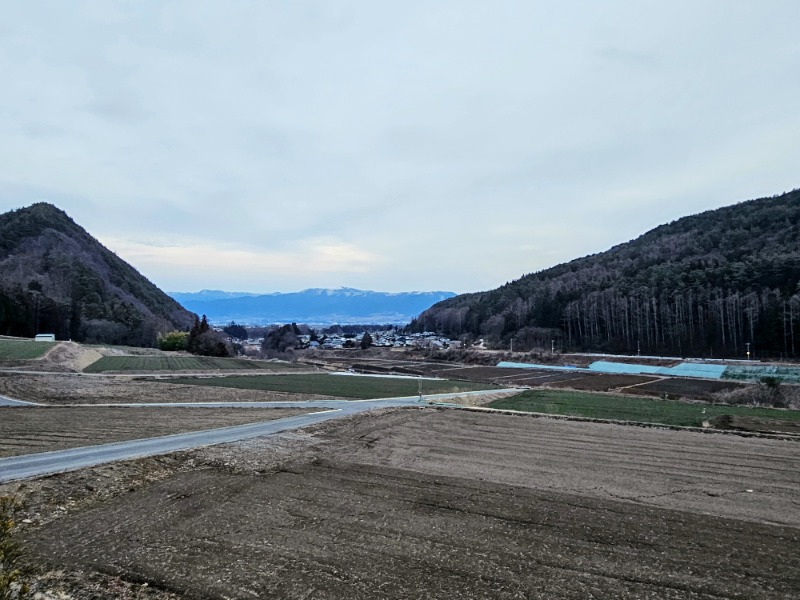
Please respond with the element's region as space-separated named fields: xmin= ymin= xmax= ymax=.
xmin=24 ymin=408 xmax=800 ymax=599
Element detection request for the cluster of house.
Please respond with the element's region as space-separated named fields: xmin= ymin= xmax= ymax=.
xmin=312 ymin=330 xmax=461 ymax=350
xmin=233 ymin=329 xmax=461 ymax=352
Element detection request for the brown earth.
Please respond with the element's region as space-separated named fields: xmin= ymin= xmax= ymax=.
xmin=0 ymin=373 xmax=338 ymax=405
xmin=0 ymin=406 xmax=312 ymax=457
xmin=628 ymin=377 xmax=746 ymax=399
xmin=16 ymin=408 xmax=800 ymax=599
xmin=548 ymin=373 xmax=657 ymax=391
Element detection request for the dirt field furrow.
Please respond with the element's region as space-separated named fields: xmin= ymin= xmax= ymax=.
xmin=0 ymin=407 xmax=311 ymax=456
xmin=27 ymin=460 xmax=799 ymax=599
xmin=10 ymin=405 xmax=800 ymax=599
xmin=0 ymin=374 xmax=332 ymax=405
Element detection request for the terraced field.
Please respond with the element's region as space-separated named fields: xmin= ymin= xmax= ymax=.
xmin=83 ymin=355 xmax=304 ymax=373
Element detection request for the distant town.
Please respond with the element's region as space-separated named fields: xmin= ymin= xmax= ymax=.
xmin=232 ymin=328 xmax=462 ymax=354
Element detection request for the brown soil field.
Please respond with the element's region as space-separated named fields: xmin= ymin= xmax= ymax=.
xmin=18 ymin=408 xmax=800 ymax=599
xmin=627 ymin=377 xmax=746 ymax=399
xmin=501 ymin=372 xmax=589 ymax=386
xmin=0 ymin=373 xmax=337 ymax=405
xmin=549 ymin=373 xmax=658 ymax=391
xmin=427 ymin=365 xmax=586 ymax=385
xmin=0 ymin=407 xmax=311 ymax=456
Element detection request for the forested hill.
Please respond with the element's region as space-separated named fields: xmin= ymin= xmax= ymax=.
xmin=413 ymin=189 xmax=800 ymax=359
xmin=0 ymin=203 xmax=195 ymax=345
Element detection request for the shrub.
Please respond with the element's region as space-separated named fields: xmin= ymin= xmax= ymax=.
xmin=0 ymin=496 xmax=30 ymax=599
xmin=158 ymin=330 xmax=189 ymax=351
xmin=711 ymin=380 xmax=788 ymax=408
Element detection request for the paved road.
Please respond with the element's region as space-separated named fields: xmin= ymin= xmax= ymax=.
xmin=0 ymin=389 xmax=522 ymax=483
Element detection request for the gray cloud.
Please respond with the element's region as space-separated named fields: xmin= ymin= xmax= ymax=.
xmin=1 ymin=1 xmax=799 ymax=293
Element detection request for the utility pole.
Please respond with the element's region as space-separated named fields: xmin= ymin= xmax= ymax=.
xmin=551 ymin=339 xmax=555 ymax=354
xmin=510 ymin=338 xmax=513 ymax=353
xmin=637 ymin=340 xmax=641 ymax=357
xmin=746 ymin=342 xmax=751 ymax=361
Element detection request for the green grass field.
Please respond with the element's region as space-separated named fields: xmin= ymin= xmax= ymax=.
xmin=488 ymin=389 xmax=800 ymax=428
xmin=83 ymin=355 xmax=304 ymax=373
xmin=0 ymin=338 xmax=53 ymax=360
xmin=165 ymin=374 xmax=495 ymax=399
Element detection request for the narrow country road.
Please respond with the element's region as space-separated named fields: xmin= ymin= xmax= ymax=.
xmin=0 ymin=389 xmax=522 ymax=483
xmin=0 ymin=394 xmax=39 ymax=407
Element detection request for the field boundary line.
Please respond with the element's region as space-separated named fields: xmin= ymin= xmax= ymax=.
xmin=611 ymin=376 xmax=669 ymax=393
xmin=440 ymin=405 xmax=800 ymax=442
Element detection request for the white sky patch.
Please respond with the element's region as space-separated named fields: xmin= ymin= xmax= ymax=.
xmin=1 ymin=1 xmax=799 ymax=294
xmin=100 ymin=236 xmax=384 ymax=292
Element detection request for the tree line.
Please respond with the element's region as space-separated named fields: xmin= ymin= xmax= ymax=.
xmin=414 ymin=189 xmax=800 ymax=358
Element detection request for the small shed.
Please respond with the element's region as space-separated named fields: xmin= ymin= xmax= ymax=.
xmin=34 ymin=334 xmax=56 ymax=342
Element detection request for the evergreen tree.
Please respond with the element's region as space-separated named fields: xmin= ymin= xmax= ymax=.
xmin=360 ymin=332 xmax=373 ymax=349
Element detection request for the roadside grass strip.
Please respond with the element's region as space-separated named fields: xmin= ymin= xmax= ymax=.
xmin=83 ymin=355 xmax=302 ymax=373
xmin=164 ymin=373 xmax=496 ymax=399
xmin=488 ymin=389 xmax=800 ymax=428
xmin=0 ymin=338 xmax=52 ymax=360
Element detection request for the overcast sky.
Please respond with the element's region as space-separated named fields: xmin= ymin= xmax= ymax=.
xmin=1 ymin=1 xmax=798 ymax=294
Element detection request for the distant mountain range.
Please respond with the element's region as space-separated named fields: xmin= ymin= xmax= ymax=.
xmin=415 ymin=188 xmax=800 ymax=358
xmin=0 ymin=203 xmax=195 ymax=345
xmin=169 ymin=288 xmax=456 ymax=325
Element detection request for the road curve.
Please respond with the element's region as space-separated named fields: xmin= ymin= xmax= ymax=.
xmin=0 ymin=389 xmax=522 ymax=483
xmin=0 ymin=394 xmax=40 ymax=407
xmin=0 ymin=409 xmax=345 ymax=483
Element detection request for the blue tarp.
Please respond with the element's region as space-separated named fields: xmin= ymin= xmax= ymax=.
xmin=496 ymin=361 xmax=584 ymax=371
xmin=667 ymin=363 xmax=727 ymax=378
xmin=588 ymin=361 xmax=664 ymax=375
xmin=497 ymin=360 xmax=726 ymax=379
xmin=587 ymin=361 xmax=726 ymax=379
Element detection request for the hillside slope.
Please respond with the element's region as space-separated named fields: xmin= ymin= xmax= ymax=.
xmin=415 ymin=189 xmax=800 ymax=358
xmin=0 ymin=203 xmax=194 ymax=345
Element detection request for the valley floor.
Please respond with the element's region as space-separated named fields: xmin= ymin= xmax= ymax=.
xmin=6 ymin=408 xmax=799 ymax=599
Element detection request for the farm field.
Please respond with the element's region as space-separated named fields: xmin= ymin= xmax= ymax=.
xmin=488 ymin=388 xmax=800 ymax=429
xmin=305 ymin=356 xmax=768 ymax=403
xmin=0 ymin=338 xmax=52 ymax=360
xmin=548 ymin=373 xmax=657 ymax=391
xmin=166 ymin=373 xmax=496 ymax=399
xmin=19 ymin=409 xmax=800 ymax=599
xmin=626 ymin=377 xmax=745 ymax=399
xmin=724 ymin=364 xmax=800 ymax=384
xmin=0 ymin=373 xmax=337 ymax=405
xmin=83 ymin=355 xmax=305 ymax=373
xmin=0 ymin=407 xmax=311 ymax=457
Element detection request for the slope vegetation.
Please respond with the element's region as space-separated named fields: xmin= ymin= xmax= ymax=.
xmin=415 ymin=189 xmax=800 ymax=358
xmin=0 ymin=203 xmax=194 ymax=345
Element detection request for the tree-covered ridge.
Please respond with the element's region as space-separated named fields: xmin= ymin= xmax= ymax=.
xmin=0 ymin=203 xmax=195 ymax=346
xmin=414 ymin=189 xmax=800 ymax=359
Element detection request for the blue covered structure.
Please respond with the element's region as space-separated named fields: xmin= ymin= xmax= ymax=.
xmin=497 ymin=360 xmax=727 ymax=379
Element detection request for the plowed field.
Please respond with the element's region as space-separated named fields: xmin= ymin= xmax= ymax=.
xmin=0 ymin=407 xmax=310 ymax=456
xmin=25 ymin=409 xmax=800 ymax=599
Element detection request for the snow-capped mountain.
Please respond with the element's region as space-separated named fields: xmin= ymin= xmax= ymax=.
xmin=168 ymin=288 xmax=456 ymax=325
